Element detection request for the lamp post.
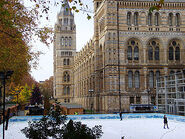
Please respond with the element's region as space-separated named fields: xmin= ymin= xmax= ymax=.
xmin=147 ymin=89 xmax=150 ymax=110
xmin=0 ymin=86 xmax=2 ymax=123
xmin=16 ymin=93 xmax=19 ymax=116
xmin=88 ymin=89 xmax=94 ymax=114
xmin=0 ymin=71 xmax=14 ymax=139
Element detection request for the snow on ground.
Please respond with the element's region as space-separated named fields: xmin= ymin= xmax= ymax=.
xmin=1 ymin=118 xmax=185 ymax=139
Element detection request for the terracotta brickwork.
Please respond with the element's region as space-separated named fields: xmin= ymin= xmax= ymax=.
xmin=54 ymin=0 xmax=185 ymax=113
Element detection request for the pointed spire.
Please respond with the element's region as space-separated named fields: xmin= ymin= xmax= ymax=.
xmin=60 ymin=0 xmax=72 ymax=16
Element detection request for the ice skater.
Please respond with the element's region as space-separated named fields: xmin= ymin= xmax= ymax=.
xmin=163 ymin=115 xmax=169 ymax=129
xmin=119 ymin=111 xmax=122 ymax=121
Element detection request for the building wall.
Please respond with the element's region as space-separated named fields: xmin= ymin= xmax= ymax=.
xmin=54 ymin=0 xmax=185 ymax=113
xmin=53 ymin=4 xmax=76 ymax=103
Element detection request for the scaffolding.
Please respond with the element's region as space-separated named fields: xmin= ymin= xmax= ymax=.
xmin=156 ymin=71 xmax=185 ymax=116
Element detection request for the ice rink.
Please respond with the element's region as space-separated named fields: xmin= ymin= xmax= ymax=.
xmin=1 ymin=117 xmax=185 ymax=139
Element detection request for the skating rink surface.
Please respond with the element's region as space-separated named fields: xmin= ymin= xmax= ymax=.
xmin=1 ymin=118 xmax=185 ymax=139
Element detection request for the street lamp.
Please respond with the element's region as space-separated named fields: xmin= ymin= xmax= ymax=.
xmin=88 ymin=89 xmax=94 ymax=114
xmin=0 ymin=71 xmax=14 ymax=139
xmin=147 ymin=89 xmax=150 ymax=111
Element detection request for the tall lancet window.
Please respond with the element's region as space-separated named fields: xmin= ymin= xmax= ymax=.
xmin=149 ymin=71 xmax=154 ymax=88
xmin=155 ymin=46 xmax=159 ymax=60
xmin=169 ymin=47 xmax=174 ymax=60
xmin=69 ymin=37 xmax=72 ymax=46
xmin=176 ymin=13 xmax=180 ymax=27
xmin=148 ymin=46 xmax=153 ymax=60
xmin=60 ymin=37 xmax=64 ymax=46
xmin=134 ymin=12 xmax=139 ymax=26
xmin=127 ymin=12 xmax=131 ymax=26
xmin=135 ymin=71 xmax=140 ymax=88
xmin=155 ymin=12 xmax=159 ymax=26
xmin=65 ymin=37 xmax=68 ymax=46
xmin=169 ymin=13 xmax=173 ymax=26
xmin=148 ymin=13 xmax=152 ymax=26
xmin=64 ymin=18 xmax=68 ymax=25
xmin=128 ymin=71 xmax=133 ymax=88
xmin=127 ymin=46 xmax=132 ymax=60
xmin=134 ymin=46 xmax=139 ymax=60
xmin=175 ymin=46 xmax=180 ymax=60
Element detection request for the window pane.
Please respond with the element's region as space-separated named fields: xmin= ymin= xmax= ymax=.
xmin=128 ymin=71 xmax=133 ymax=88
xmin=127 ymin=12 xmax=131 ymax=25
xmin=155 ymin=13 xmax=159 ymax=26
xmin=130 ymin=97 xmax=134 ymax=104
xmin=136 ymin=97 xmax=141 ymax=104
xmin=148 ymin=13 xmax=152 ymax=26
xmin=135 ymin=71 xmax=140 ymax=88
xmin=148 ymin=46 xmax=153 ymax=60
xmin=149 ymin=71 xmax=154 ymax=88
xmin=175 ymin=47 xmax=180 ymax=60
xmin=60 ymin=37 xmax=64 ymax=46
xmin=134 ymin=46 xmax=139 ymax=60
xmin=65 ymin=37 xmax=68 ymax=46
xmin=155 ymin=47 xmax=159 ymax=60
xmin=176 ymin=13 xmax=180 ymax=27
xmin=127 ymin=46 xmax=132 ymax=60
xmin=169 ymin=47 xmax=174 ymax=60
xmin=134 ymin=12 xmax=138 ymax=26
xmin=169 ymin=13 xmax=173 ymax=26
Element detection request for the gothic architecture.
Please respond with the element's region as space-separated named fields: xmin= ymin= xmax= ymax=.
xmin=54 ymin=0 xmax=185 ymax=113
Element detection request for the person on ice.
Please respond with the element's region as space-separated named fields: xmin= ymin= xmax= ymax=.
xmin=119 ymin=111 xmax=122 ymax=121
xmin=163 ymin=115 xmax=169 ymax=129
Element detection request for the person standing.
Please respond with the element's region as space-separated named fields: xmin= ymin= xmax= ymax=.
xmin=119 ymin=111 xmax=122 ymax=121
xmin=164 ymin=115 xmax=169 ymax=129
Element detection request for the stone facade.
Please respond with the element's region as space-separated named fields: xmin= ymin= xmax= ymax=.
xmin=54 ymin=0 xmax=185 ymax=113
xmin=53 ymin=3 xmax=76 ymax=103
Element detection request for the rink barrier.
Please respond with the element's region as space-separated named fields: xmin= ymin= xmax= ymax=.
xmin=9 ymin=113 xmax=185 ymax=123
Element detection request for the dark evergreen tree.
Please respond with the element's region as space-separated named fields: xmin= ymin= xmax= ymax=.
xmin=30 ymin=86 xmax=42 ymax=105
xmin=21 ymin=104 xmax=103 ymax=139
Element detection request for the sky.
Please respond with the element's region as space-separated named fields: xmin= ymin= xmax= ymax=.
xmin=30 ymin=0 xmax=94 ymax=82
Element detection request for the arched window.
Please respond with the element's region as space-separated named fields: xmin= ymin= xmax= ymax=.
xmin=148 ymin=46 xmax=153 ymax=60
xmin=176 ymin=13 xmax=180 ymax=27
xmin=148 ymin=13 xmax=152 ymax=26
xmin=69 ymin=37 xmax=72 ymax=46
xmin=149 ymin=71 xmax=154 ymax=88
xmin=155 ymin=12 xmax=159 ymax=26
xmin=63 ymin=86 xmax=67 ymax=94
xmin=60 ymin=37 xmax=64 ymax=46
xmin=128 ymin=71 xmax=133 ymax=88
xmin=64 ymin=72 xmax=70 ymax=82
xmin=67 ymin=86 xmax=70 ymax=94
xmin=169 ymin=47 xmax=174 ymax=60
xmin=148 ymin=40 xmax=160 ymax=61
xmin=127 ymin=12 xmax=131 ymax=26
xmin=175 ymin=47 xmax=180 ymax=60
xmin=127 ymin=40 xmax=140 ymax=61
xmin=134 ymin=12 xmax=138 ymax=26
xmin=63 ymin=37 xmax=65 ymax=46
xmin=134 ymin=46 xmax=139 ymax=60
xmin=65 ymin=37 xmax=68 ymax=46
xmin=169 ymin=13 xmax=173 ymax=26
xmin=127 ymin=46 xmax=132 ymax=60
xmin=155 ymin=46 xmax=159 ymax=60
xmin=64 ymin=18 xmax=68 ymax=25
xmin=135 ymin=71 xmax=140 ymax=88
xmin=67 ymin=59 xmax=70 ymax=65
xmin=63 ymin=59 xmax=66 ymax=65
